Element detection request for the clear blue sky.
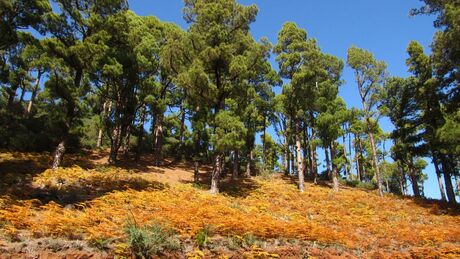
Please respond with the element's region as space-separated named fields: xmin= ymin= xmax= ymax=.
xmin=127 ymin=0 xmax=448 ymax=199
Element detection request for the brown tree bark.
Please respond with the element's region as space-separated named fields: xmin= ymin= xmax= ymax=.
xmin=408 ymin=159 xmax=421 ymax=198
xmin=109 ymin=125 xmax=121 ymax=164
xmin=295 ymin=120 xmax=305 ymax=192
xmin=368 ymin=130 xmax=384 ymax=197
xmin=97 ymin=101 xmax=111 ymax=149
xmin=330 ymin=142 xmax=339 ymax=192
xmin=27 ymin=71 xmax=43 ymax=115
xmin=135 ymin=106 xmax=147 ymax=161
xmin=325 ymin=146 xmax=331 ymax=180
xmin=210 ymin=154 xmax=223 ymax=194
xmin=232 ymin=150 xmax=239 ymax=180
xmin=153 ymin=112 xmax=164 ymax=166
xmin=194 ymin=161 xmax=200 ymax=183
xmin=310 ymin=114 xmax=318 ymax=184
xmin=52 ymin=141 xmax=66 ymax=170
xmin=440 ymin=157 xmax=457 ymax=204
xmin=433 ymin=157 xmax=447 ymax=201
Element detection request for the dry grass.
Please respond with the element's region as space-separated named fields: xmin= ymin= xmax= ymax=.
xmin=0 ymin=151 xmax=459 ymax=258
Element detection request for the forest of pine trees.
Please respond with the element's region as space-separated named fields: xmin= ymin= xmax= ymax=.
xmin=0 ymin=0 xmax=459 ymax=203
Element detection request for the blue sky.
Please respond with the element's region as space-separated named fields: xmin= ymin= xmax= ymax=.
xmin=127 ymin=1 xmax=450 ymax=199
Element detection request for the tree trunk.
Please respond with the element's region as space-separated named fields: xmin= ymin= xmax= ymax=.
xmin=245 ymin=149 xmax=253 ymax=177
xmin=19 ymin=85 xmax=26 ymax=104
xmin=109 ymin=126 xmax=121 ymax=164
xmin=27 ymin=71 xmax=42 ymax=115
xmin=354 ymin=135 xmax=361 ymax=181
xmin=245 ymin=134 xmax=255 ymax=177
xmin=368 ymin=130 xmax=384 ymax=197
xmin=232 ymin=150 xmax=239 ymax=180
xmin=52 ymin=141 xmax=66 ymax=170
xmin=310 ymin=114 xmax=318 ymax=184
xmin=291 ymin=144 xmax=296 ymax=175
xmin=441 ymin=157 xmax=457 ymax=204
xmin=325 ymin=146 xmax=331 ymax=180
xmin=262 ymin=114 xmax=267 ymax=170
xmin=135 ymin=106 xmax=147 ymax=161
xmin=153 ymin=112 xmax=164 ymax=166
xmin=7 ymin=86 xmax=18 ymax=107
xmin=284 ymin=142 xmax=290 ymax=176
xmin=408 ymin=159 xmax=421 ymax=198
xmin=342 ymin=127 xmax=349 ymax=179
xmin=122 ymin=125 xmax=131 ymax=159
xmin=210 ymin=154 xmax=223 ymax=194
xmin=178 ymin=100 xmax=187 ymax=156
xmin=399 ymin=178 xmax=405 ymax=196
xmin=97 ymin=101 xmax=110 ymax=149
xmin=194 ymin=161 xmax=200 ymax=183
xmin=302 ymin=125 xmax=310 ymax=177
xmin=331 ymin=142 xmax=339 ymax=192
xmin=433 ymin=157 xmax=447 ymax=202
xmin=295 ymin=120 xmax=305 ymax=192
xmin=456 ymin=176 xmax=459 ymax=198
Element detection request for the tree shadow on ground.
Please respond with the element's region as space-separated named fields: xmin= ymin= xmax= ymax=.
xmin=407 ymin=196 xmax=460 ymax=216
xmin=0 ymin=151 xmax=166 ymax=206
xmin=32 ymin=177 xmax=166 ymax=206
xmin=181 ymin=167 xmax=261 ymax=198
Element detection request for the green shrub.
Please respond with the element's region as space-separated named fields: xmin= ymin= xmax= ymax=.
xmin=356 ymin=181 xmax=377 ymax=190
xmin=125 ymin=222 xmax=180 ymax=258
xmin=195 ymin=225 xmax=214 ymax=247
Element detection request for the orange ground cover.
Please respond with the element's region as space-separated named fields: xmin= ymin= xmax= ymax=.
xmin=0 ymin=152 xmax=459 ymax=257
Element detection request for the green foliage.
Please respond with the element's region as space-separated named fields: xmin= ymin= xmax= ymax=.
xmin=212 ymin=111 xmax=247 ymax=153
xmin=195 ymin=225 xmax=214 ymax=247
xmin=125 ymin=222 xmax=180 ymax=258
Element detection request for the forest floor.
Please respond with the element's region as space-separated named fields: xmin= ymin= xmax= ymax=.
xmin=0 ymin=151 xmax=459 ymax=258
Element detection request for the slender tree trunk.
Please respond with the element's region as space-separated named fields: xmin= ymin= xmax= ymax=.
xmin=348 ymin=131 xmax=353 ymax=180
xmin=194 ymin=161 xmax=200 ymax=183
xmin=135 ymin=107 xmax=147 ymax=161
xmin=7 ymin=86 xmax=18 ymax=107
xmin=19 ymin=85 xmax=26 ymax=104
xmin=153 ymin=112 xmax=164 ymax=166
xmin=232 ymin=150 xmax=239 ymax=180
xmin=210 ymin=154 xmax=223 ymax=194
xmin=52 ymin=141 xmax=66 ymax=170
xmin=178 ymin=101 xmax=187 ymax=156
xmin=97 ymin=101 xmax=110 ymax=149
xmin=122 ymin=125 xmax=131 ymax=159
xmin=440 ymin=157 xmax=457 ymax=204
xmin=284 ymin=142 xmax=290 ymax=176
xmin=27 ymin=71 xmax=42 ymax=115
xmin=331 ymin=142 xmax=339 ymax=191
xmin=408 ymin=161 xmax=421 ymax=198
xmin=291 ymin=144 xmax=296 ymax=175
xmin=109 ymin=125 xmax=121 ymax=164
xmin=433 ymin=157 xmax=447 ymax=202
xmin=399 ymin=177 xmax=405 ymax=196
xmin=455 ymin=176 xmax=459 ymax=198
xmin=354 ymin=135 xmax=361 ymax=181
xmin=325 ymin=146 xmax=331 ymax=180
xmin=310 ymin=114 xmax=318 ymax=184
xmin=302 ymin=125 xmax=310 ymax=177
xmin=295 ymin=120 xmax=305 ymax=192
xmin=342 ymin=127 xmax=349 ymax=179
xmin=262 ymin=114 xmax=267 ymax=169
xmin=245 ymin=149 xmax=253 ymax=177
xmin=245 ymin=134 xmax=255 ymax=177
xmin=368 ymin=130 xmax=384 ymax=197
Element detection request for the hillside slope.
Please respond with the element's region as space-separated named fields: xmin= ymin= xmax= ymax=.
xmin=0 ymin=151 xmax=459 ymax=258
